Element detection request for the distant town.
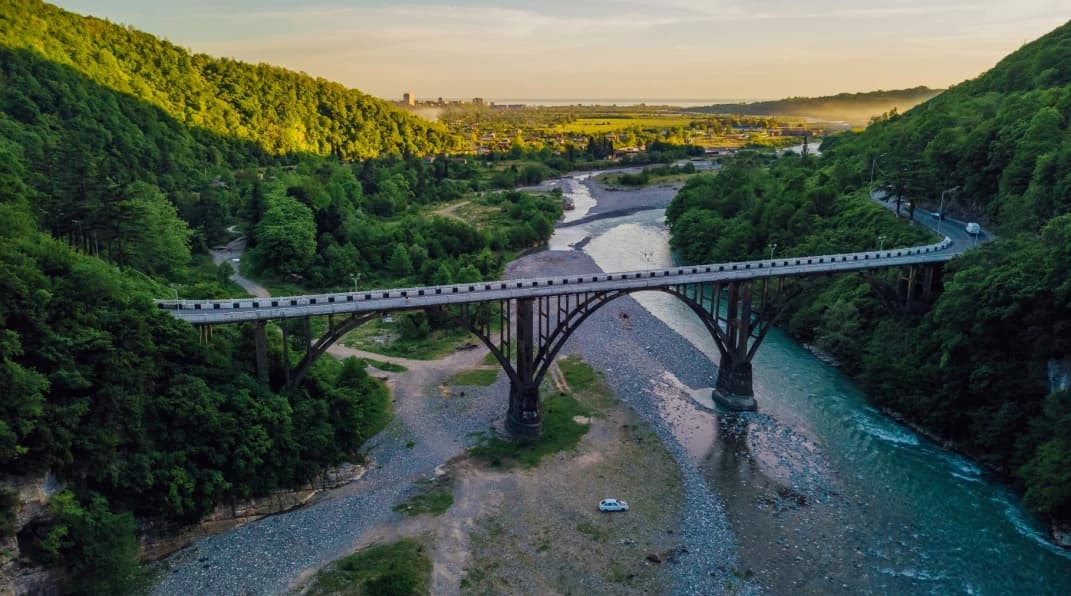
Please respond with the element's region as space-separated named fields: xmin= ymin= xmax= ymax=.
xmin=395 ymin=92 xmax=526 ymax=110
xmin=394 ymin=92 xmax=823 ymax=156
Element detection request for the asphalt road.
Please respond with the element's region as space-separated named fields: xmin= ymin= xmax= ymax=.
xmin=869 ymin=189 xmax=993 ymax=255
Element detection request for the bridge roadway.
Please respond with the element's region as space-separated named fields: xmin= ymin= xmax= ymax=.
xmin=156 ymin=236 xmax=955 ymax=325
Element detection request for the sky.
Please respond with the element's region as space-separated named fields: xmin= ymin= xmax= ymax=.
xmin=53 ymin=0 xmax=1070 ymax=102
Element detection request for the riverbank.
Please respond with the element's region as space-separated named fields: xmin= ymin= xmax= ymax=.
xmin=155 ymin=167 xmax=1070 ymax=594
xmin=508 ymin=248 xmax=899 ymax=593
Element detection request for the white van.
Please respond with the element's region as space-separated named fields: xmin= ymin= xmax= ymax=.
xmin=965 ymin=222 xmax=981 ymax=235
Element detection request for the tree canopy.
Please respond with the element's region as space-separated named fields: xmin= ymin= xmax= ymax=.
xmin=668 ymin=18 xmax=1071 ymax=525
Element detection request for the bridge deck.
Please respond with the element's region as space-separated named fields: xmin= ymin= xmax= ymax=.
xmin=157 ymin=238 xmax=954 ymax=324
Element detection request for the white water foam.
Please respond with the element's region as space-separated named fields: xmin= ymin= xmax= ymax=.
xmin=993 ymin=495 xmax=1071 ymax=559
xmin=851 ymin=412 xmax=920 ymax=446
xmin=878 ymin=566 xmax=948 ymax=581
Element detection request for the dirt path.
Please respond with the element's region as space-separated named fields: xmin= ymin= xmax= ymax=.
xmin=432 ymin=199 xmax=471 ymax=222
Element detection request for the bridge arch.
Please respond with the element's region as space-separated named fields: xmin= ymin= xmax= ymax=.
xmin=525 ymin=286 xmax=734 ymax=388
xmin=451 ymin=280 xmax=772 ymax=434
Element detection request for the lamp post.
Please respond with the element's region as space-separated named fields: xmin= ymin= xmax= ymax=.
xmin=937 ymin=186 xmax=960 ymax=234
xmin=768 ymin=242 xmax=777 ymax=260
xmin=350 ymin=273 xmax=360 ymax=293
xmin=878 ymin=235 xmax=887 ymax=251
xmin=869 ymin=152 xmax=887 ymax=197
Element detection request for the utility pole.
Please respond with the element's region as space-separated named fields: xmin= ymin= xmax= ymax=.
xmin=937 ymin=186 xmax=960 ymax=234
xmin=869 ymin=152 xmax=887 ymax=197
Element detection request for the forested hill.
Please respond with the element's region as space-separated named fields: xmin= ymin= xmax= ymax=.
xmin=668 ymin=19 xmax=1071 ymax=528
xmin=822 ymin=18 xmax=1071 ymax=232
xmin=0 ymin=0 xmax=458 ymax=159
xmin=684 ymin=87 xmax=941 ymax=125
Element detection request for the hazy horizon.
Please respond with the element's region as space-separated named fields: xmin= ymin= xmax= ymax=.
xmin=51 ymin=1 xmax=1069 ymax=100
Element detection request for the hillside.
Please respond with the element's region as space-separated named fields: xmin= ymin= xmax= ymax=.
xmin=823 ymin=18 xmax=1071 ymax=232
xmin=0 ymin=0 xmax=458 ymax=159
xmin=668 ymin=20 xmax=1071 ymax=527
xmin=685 ymin=86 xmax=941 ymax=125
xmin=0 ymin=2 xmax=553 ymax=592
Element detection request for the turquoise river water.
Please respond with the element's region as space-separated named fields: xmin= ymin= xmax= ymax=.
xmin=549 ymin=206 xmax=1071 ymax=595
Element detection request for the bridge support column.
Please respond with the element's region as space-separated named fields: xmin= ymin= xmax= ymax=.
xmin=507 ymin=297 xmax=543 ymax=436
xmin=715 ymin=359 xmax=756 ymax=410
xmin=712 ymin=282 xmax=758 ymax=411
xmin=254 ymin=320 xmax=269 ymax=385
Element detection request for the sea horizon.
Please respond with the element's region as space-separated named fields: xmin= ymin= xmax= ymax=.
xmin=488 ymin=98 xmax=770 ymax=107
xmin=385 ymin=97 xmax=772 ymax=107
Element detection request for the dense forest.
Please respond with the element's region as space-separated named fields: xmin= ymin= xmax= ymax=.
xmin=686 ymin=86 xmax=942 ymax=126
xmin=0 ymin=1 xmax=562 ymax=592
xmin=669 ymin=21 xmax=1071 ymax=526
xmin=0 ymin=0 xmax=458 ymax=159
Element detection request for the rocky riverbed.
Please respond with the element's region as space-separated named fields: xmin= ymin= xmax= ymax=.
xmin=152 ymin=169 xmax=1071 ymax=595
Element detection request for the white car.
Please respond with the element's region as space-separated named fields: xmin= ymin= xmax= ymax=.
xmin=598 ymin=498 xmax=629 ymax=512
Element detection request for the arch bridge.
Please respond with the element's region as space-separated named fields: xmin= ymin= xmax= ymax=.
xmin=158 ymin=238 xmax=954 ymax=436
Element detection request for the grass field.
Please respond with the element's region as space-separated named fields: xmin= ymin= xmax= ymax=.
xmin=447 ymin=368 xmax=500 ymax=387
xmin=342 ymin=319 xmax=478 ymax=360
xmin=468 ymin=356 xmax=610 ymax=468
xmin=549 ymin=115 xmax=699 ymax=134
xmin=361 ymin=357 xmax=408 ymax=373
xmin=393 ymin=479 xmax=455 ymax=517
xmin=305 ymin=539 xmax=431 ymax=595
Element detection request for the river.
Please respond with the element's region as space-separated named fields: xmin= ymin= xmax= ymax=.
xmin=550 ymin=179 xmax=1071 ymax=594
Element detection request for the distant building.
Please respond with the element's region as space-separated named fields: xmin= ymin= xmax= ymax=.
xmin=769 ymin=127 xmax=817 ymax=137
xmin=472 ymin=97 xmax=484 ymax=105
xmin=403 ymin=92 xmax=415 ymax=106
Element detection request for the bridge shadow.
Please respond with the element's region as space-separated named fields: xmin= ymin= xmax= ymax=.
xmin=705 ymin=412 xmax=811 ymax=510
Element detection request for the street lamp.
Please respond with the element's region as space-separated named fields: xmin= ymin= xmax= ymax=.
xmin=869 ymin=152 xmax=888 ymax=197
xmin=878 ymin=235 xmax=887 ymax=250
xmin=937 ymin=186 xmax=960 ymax=234
xmin=767 ymin=242 xmax=777 ymax=260
xmin=350 ymin=273 xmax=361 ymax=293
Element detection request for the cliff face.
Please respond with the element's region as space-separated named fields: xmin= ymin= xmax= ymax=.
xmin=0 ymin=464 xmax=366 ymax=594
xmin=139 ymin=463 xmax=366 ymax=560
xmin=1049 ymin=357 xmax=1071 ymax=394
xmin=1 ymin=472 xmax=65 ymax=595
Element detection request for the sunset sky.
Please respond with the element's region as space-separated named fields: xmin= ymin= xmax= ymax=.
xmin=54 ymin=1 xmax=1069 ymax=102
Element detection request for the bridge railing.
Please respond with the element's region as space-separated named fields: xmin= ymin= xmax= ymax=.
xmin=155 ymin=236 xmax=953 ymax=317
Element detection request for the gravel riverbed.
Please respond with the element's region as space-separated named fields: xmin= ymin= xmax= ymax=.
xmin=156 ymin=247 xmax=761 ymax=595
xmin=153 ymin=349 xmax=503 ymax=594
xmin=157 ymin=175 xmax=779 ymax=595
xmin=506 ymin=250 xmax=758 ymax=595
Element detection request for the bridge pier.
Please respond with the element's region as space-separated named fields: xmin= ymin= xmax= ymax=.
xmin=507 ymin=298 xmax=543 ymax=436
xmin=714 ymin=359 xmax=757 ymax=411
xmin=254 ymin=320 xmax=269 ymax=384
xmin=711 ymin=281 xmax=760 ymax=411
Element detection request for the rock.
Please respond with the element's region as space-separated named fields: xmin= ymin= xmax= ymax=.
xmin=646 ymin=553 xmax=662 ymax=564
xmin=1053 ymin=522 xmax=1071 ymax=548
xmin=142 ymin=462 xmax=367 ymax=560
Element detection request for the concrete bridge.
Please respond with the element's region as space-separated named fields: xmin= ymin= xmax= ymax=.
xmin=158 ymin=237 xmax=954 ymax=435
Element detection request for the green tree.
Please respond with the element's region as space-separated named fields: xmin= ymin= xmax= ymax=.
xmin=43 ymin=492 xmax=141 ymax=595
xmin=387 ymin=244 xmax=413 ymax=277
xmin=255 ymin=195 xmax=317 ymax=275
